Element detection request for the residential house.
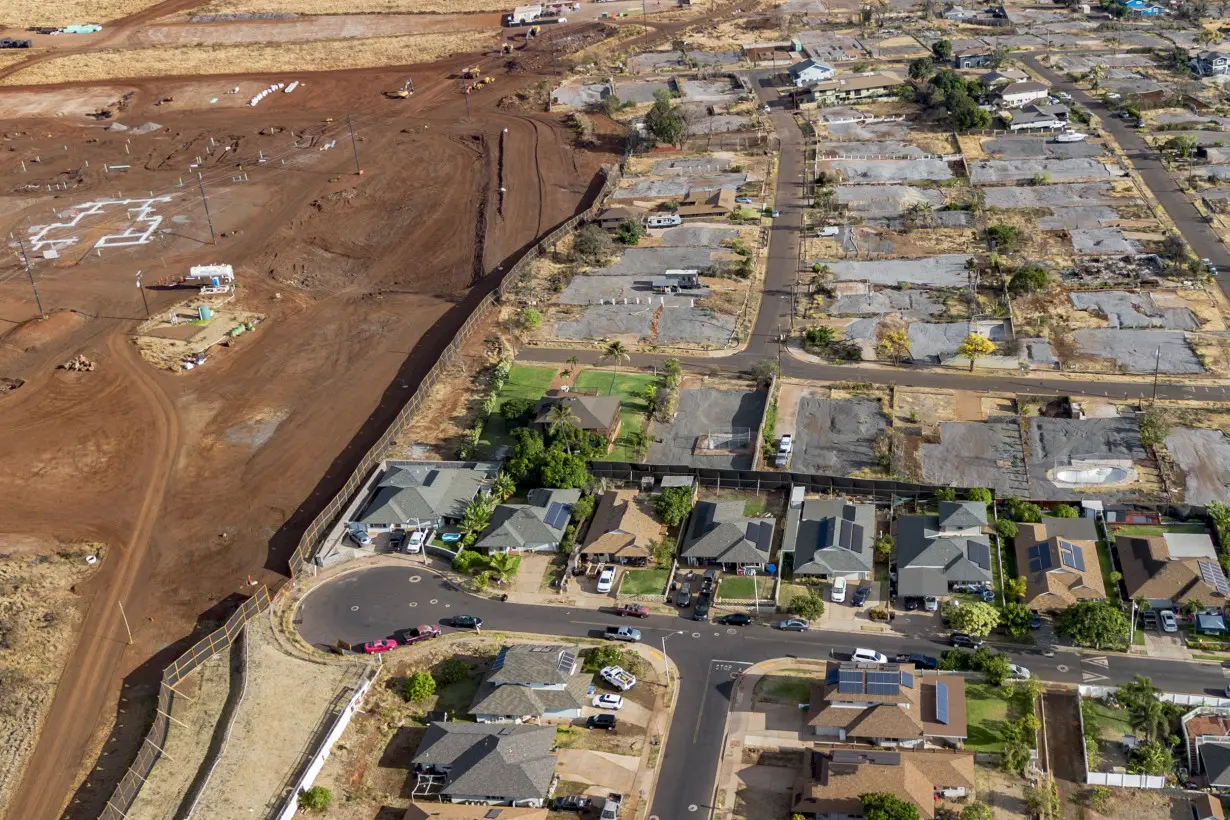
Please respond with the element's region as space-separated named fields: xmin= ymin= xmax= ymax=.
xmin=651 ymin=269 xmax=701 ymax=293
xmin=788 ymin=58 xmax=836 ymax=87
xmin=999 ymin=80 xmax=1050 ymax=108
xmin=783 ymin=498 xmax=875 ymax=581
xmin=1192 ymin=50 xmax=1230 ymax=77
xmin=410 ymin=722 xmax=557 ymax=806
xmin=531 ymin=392 xmax=621 ymax=446
xmin=1014 ymin=517 xmax=1106 ymax=611
xmin=980 ymin=68 xmax=1029 ymax=87
xmin=676 ymin=188 xmax=737 ymax=219
xmin=941 ymin=5 xmax=978 ymax=20
xmin=349 ymin=461 xmax=498 ymax=533
xmin=1116 ymin=532 xmax=1229 ymax=609
xmin=1182 ymin=708 xmax=1230 ymax=777
xmin=404 ymin=806 xmax=548 ymax=820
xmin=1192 ymin=794 xmax=1226 ymax=820
xmin=469 ymin=644 xmax=591 ymax=722
xmin=594 ymin=206 xmax=647 ymax=231
xmin=792 ymin=747 xmax=975 ymax=820
xmin=743 ymin=41 xmax=796 ymax=63
xmin=475 ymin=488 xmax=581 ymax=554
xmin=1125 ymin=0 xmax=1165 ymax=14
xmin=1202 ymin=741 xmax=1230 ymax=789
xmin=680 ymin=500 xmax=775 ymax=571
xmin=955 ymin=49 xmax=993 ymax=69
xmin=804 ymin=72 xmax=902 ymax=106
xmin=578 ymin=489 xmax=662 ymax=565
xmin=896 ymin=501 xmax=993 ymax=598
xmin=807 ymin=662 xmax=969 ymax=748
xmin=1008 ymin=103 xmax=1069 ymax=131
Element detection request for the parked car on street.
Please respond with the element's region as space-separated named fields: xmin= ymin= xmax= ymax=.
xmin=447 ymin=615 xmax=483 ymax=629
xmin=593 ymin=694 xmax=624 ymax=710
xmin=406 ymin=530 xmax=426 ymax=553
xmin=950 ymin=632 xmax=983 ymax=648
xmin=587 ymin=713 xmax=617 ymax=731
xmin=362 ymin=639 xmax=397 ymax=653
xmin=597 ymin=565 xmax=617 ymax=593
xmin=604 ymin=626 xmax=642 ymax=642
xmin=395 ymin=625 xmax=440 ymax=645
xmin=818 ymin=226 xmax=840 ymax=237
xmin=601 ymin=665 xmax=637 ymax=691
xmin=616 ymin=603 xmax=649 ymax=618
xmin=718 ymin=613 xmax=752 ymax=626
xmin=778 ymin=618 xmax=809 ymax=631
xmin=909 ymin=653 xmax=939 ymax=670
xmin=693 ymin=592 xmax=712 ymax=621
xmin=851 ymin=647 xmax=888 ymax=664
xmin=1160 ymin=609 xmax=1179 ymax=633
xmin=1009 ymin=664 xmax=1031 ymax=680
xmin=735 ymin=196 xmax=753 ymax=204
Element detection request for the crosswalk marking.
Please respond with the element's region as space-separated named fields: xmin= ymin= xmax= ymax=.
xmin=1083 ymin=671 xmax=1110 ymax=683
xmin=1084 ymin=656 xmax=1110 ymax=669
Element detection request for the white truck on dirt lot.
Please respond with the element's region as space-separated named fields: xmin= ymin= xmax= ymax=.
xmin=601 ymin=793 xmax=624 ymax=820
xmin=600 ymin=665 xmax=637 ymax=691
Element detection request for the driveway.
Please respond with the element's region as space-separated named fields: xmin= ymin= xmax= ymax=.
xmin=742 ymin=704 xmax=808 ymax=748
xmin=557 ymin=749 xmax=640 ymax=794
xmin=1144 ymin=631 xmax=1192 ymax=660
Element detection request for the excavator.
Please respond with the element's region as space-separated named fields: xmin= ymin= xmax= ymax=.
xmin=460 ymin=65 xmax=481 ymax=79
xmin=384 ymin=79 xmax=414 ymax=99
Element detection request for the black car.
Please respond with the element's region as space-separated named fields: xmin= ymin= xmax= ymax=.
xmin=951 ymin=632 xmax=983 ymax=649
xmin=555 ymin=796 xmax=594 ymax=812
xmin=1029 ymin=611 xmax=1042 ymax=630
xmin=908 ymin=652 xmax=939 ymax=670
xmin=903 ymin=597 xmax=922 ymax=611
xmin=851 ymin=582 xmax=871 ymax=607
xmin=702 ymin=568 xmax=717 ymax=595
xmin=587 ymin=714 xmax=617 ymax=731
xmin=448 ymin=615 xmax=483 ymax=629
xmin=718 ymin=613 xmax=752 ymax=626
xmin=693 ymin=592 xmax=712 ymax=621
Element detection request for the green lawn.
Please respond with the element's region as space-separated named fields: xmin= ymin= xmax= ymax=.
xmin=744 ymin=498 xmax=769 ymax=517
xmin=478 ymin=365 xmax=557 ymax=454
xmin=573 ymin=370 xmax=657 ymax=462
xmin=621 ymin=569 xmax=669 ymax=595
xmin=964 ymin=683 xmax=1019 ymax=753
xmin=433 ymin=674 xmax=483 ymax=716
xmin=1112 ymin=523 xmax=1209 ymax=537
xmin=716 ymin=576 xmax=773 ymax=600
xmin=1083 ymin=700 xmax=1133 ymax=741
xmin=754 ymin=674 xmax=814 ymax=704
xmin=1095 ymin=537 xmax=1119 ymax=603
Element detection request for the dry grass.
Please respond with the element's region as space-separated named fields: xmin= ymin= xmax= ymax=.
xmin=2 ymin=0 xmax=162 ymax=26
xmin=201 ymin=0 xmax=509 ymax=12
xmin=1 ymin=30 xmax=498 ymax=85
xmin=0 ymin=51 xmax=40 ymax=72
xmin=0 ymin=540 xmax=103 ymax=813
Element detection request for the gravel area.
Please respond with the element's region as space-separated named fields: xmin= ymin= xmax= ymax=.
xmin=1154 ymin=113 xmax=1230 ymax=127
xmin=791 ymin=397 xmax=888 ymax=475
xmin=1036 ymin=206 xmax=1119 ymax=229
xmin=680 ymin=79 xmax=741 ymax=102
xmin=1105 ymin=75 xmax=1167 ymax=95
xmin=981 ymin=34 xmax=1047 ymax=48
xmin=819 ymin=255 xmax=972 ymax=287
xmin=908 ymin=321 xmax=976 ymax=361
xmin=552 ymin=83 xmax=609 ymax=107
xmin=794 ymin=31 xmax=865 ymax=62
xmin=982 ymin=181 xmax=1113 ymax=207
xmin=612 ymin=80 xmax=673 ymax=103
xmin=829 ymin=288 xmax=941 ymax=318
xmin=657 ymin=307 xmax=738 ymax=346
xmin=819 ymin=141 xmax=926 ymax=158
xmin=1020 ymin=337 xmax=1058 ymax=368
xmin=1071 ymin=228 xmax=1136 ymax=255
xmin=1069 ymin=291 xmax=1200 ymax=329
xmin=982 ymin=136 xmax=1102 ymax=159
xmin=1165 ymin=427 xmax=1230 ymax=505
xmin=827 ymin=121 xmax=911 ymax=140
xmin=681 ymin=112 xmax=748 ymax=134
xmin=970 ymin=158 xmax=1116 ymax=184
xmin=1150 ymin=130 xmax=1230 ymax=146
xmin=647 ymin=387 xmax=766 ymax=469
xmin=825 ymin=158 xmax=953 ymax=184
xmin=554 ymin=304 xmax=654 ymax=340
xmin=612 ymin=173 xmax=747 ymax=200
xmin=652 ymin=157 xmax=730 ymax=175
xmin=659 ymin=224 xmax=739 ymax=247
xmin=1027 ymin=415 xmax=1147 ymax=497
xmin=920 ymin=420 xmax=1030 ymax=496
xmin=595 ymin=247 xmax=721 ymax=276
xmin=834 ymin=185 xmax=945 ymax=218
xmin=1073 ymin=328 xmax=1203 ymax=373
xmin=629 ymin=50 xmax=739 ymax=72
xmin=557 ymin=274 xmax=706 ymax=306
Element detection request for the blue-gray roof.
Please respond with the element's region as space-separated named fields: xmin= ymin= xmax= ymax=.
xmin=787 ymin=499 xmax=875 ymax=576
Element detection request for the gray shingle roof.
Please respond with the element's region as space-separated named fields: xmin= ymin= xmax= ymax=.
xmin=414 ymin=722 xmax=558 ymax=801
xmin=470 ymin=673 xmax=592 ymax=718
xmin=1204 ymin=742 xmax=1230 ymax=787
xmin=681 ymin=501 xmax=774 ymax=564
xmin=896 ymin=508 xmax=992 ymax=597
xmin=359 ymin=462 xmax=496 ymax=526
xmin=532 ymin=394 xmax=620 ymax=432
xmin=789 ymin=500 xmax=875 ymax=576
xmin=476 ymin=489 xmax=581 ymax=551
xmin=937 ymin=501 xmax=987 ymax=531
xmin=487 ymin=645 xmax=579 ymax=686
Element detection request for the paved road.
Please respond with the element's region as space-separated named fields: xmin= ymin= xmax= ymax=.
xmin=299 ymin=565 xmax=1230 ymax=820
xmin=1025 ymin=54 xmax=1230 ymax=298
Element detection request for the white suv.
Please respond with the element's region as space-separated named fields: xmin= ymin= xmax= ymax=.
xmin=852 ymin=647 xmax=888 ymax=664
xmin=597 ymin=565 xmax=617 ymax=593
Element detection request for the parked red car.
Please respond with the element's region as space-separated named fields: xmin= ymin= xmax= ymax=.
xmin=362 ymin=639 xmax=397 ymax=654
xmin=396 ymin=625 xmax=441 ymax=645
xmin=615 ymin=604 xmax=649 ymax=618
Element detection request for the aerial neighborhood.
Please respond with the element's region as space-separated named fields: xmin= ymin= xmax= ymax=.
xmin=8 ymin=0 xmax=1230 ymax=820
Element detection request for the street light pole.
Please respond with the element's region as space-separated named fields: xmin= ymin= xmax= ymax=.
xmin=660 ymin=630 xmax=684 ymax=687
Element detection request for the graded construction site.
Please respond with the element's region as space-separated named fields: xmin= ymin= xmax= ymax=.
xmin=0 ymin=23 xmax=620 ymax=820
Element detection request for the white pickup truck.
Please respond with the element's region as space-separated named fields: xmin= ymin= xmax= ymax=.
xmin=600 ymin=665 xmax=637 ymax=691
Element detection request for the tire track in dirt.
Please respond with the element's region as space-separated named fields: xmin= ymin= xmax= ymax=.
xmin=5 ymin=330 xmax=181 ymax=820
xmin=528 ymin=116 xmax=546 ymax=237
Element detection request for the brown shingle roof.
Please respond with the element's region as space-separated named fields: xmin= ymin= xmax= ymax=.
xmin=1014 ymin=521 xmax=1106 ymax=611
xmin=579 ymin=490 xmax=662 ymax=558
xmin=793 ymin=748 xmax=975 ymax=820
xmin=532 ymin=394 xmax=620 ymax=432
xmin=1194 ymin=793 xmax=1227 ymax=820
xmin=919 ymin=676 xmax=968 ymax=740
xmin=1118 ymin=534 xmax=1225 ymax=604
xmin=807 ymin=665 xmax=968 ymax=741
xmin=846 ymin=704 xmax=924 ymax=740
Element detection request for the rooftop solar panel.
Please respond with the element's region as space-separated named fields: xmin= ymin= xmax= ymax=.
xmin=838 ymin=680 xmax=865 ymax=695
xmin=1059 ymin=549 xmax=1077 ymax=570
xmin=867 ymin=682 xmax=900 ymax=696
xmin=839 ymin=519 xmax=853 ymax=549
xmin=826 ymin=667 xmax=841 ymax=685
xmin=1072 ymin=545 xmax=1086 ymax=572
xmin=1028 ymin=558 xmax=1042 ymax=573
xmin=868 ymin=671 xmax=897 ymax=683
xmin=901 ymin=671 xmax=914 ymax=688
xmin=842 ymin=504 xmax=857 ymax=522
xmin=936 ymin=681 xmax=950 ymax=725
xmin=544 ymin=502 xmax=569 ymax=530
xmin=968 ymin=541 xmax=991 ymax=570
xmin=1199 ymin=560 xmax=1230 ymax=596
xmin=850 ymin=524 xmax=864 ymax=553
xmin=1036 ymin=550 xmax=1054 ymax=571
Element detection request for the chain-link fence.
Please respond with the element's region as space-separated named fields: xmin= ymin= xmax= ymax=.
xmin=99 ymin=160 xmax=626 ymax=819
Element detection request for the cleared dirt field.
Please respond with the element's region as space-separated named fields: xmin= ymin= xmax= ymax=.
xmin=1 ymin=30 xmax=499 ymax=84
xmin=140 ymin=12 xmax=503 ymax=45
xmin=200 ymin=0 xmax=512 ymax=13
xmin=0 ymin=35 xmax=619 ymax=820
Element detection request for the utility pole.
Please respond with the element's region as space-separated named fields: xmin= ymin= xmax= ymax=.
xmin=15 ymin=238 xmax=45 ymax=318
xmin=197 ymin=174 xmax=216 ymax=244
xmin=136 ymin=270 xmax=149 ymax=318
xmin=346 ymin=114 xmax=363 ymax=175
xmin=1151 ymin=345 xmax=1161 ymax=404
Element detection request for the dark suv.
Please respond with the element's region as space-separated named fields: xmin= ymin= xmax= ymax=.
xmin=693 ymin=592 xmax=712 ymax=621
xmin=950 ymin=632 xmax=983 ymax=649
xmin=587 ymin=714 xmax=617 ymax=731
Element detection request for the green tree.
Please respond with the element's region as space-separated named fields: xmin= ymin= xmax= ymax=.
xmin=967 ymin=488 xmax=993 ymax=504
xmin=507 ymin=428 xmax=546 ymax=484
xmin=601 ymin=340 xmax=630 ymax=395
xmin=936 ymin=487 xmax=957 ymax=502
xmin=1058 ymin=600 xmax=1129 ymax=648
xmin=1115 ymin=674 xmax=1160 ymax=712
xmin=909 ymin=56 xmax=934 ymax=80
xmin=646 ymin=89 xmax=684 ymax=145
xmin=452 ymin=548 xmax=487 ymax=574
xmin=1129 ymin=695 xmax=1169 ymax=742
xmin=1005 ymin=575 xmax=1027 ymax=602
xmin=1001 ymin=601 xmax=1032 ymax=637
xmin=571 ymin=493 xmax=596 ymax=523
xmin=1005 ymin=497 xmax=1042 ymax=523
xmin=404 ymin=671 xmax=437 ymax=702
xmin=932 ymin=38 xmax=953 ymax=59
xmin=299 ymin=786 xmax=333 ymax=811
xmin=751 ymin=358 xmax=779 ymax=387
xmin=996 ymin=518 xmax=1018 ymax=539
xmin=1183 ymin=597 xmax=1206 ymax=616
xmin=986 ymin=224 xmax=1021 ymax=251
xmin=492 ymin=472 xmax=516 ymax=501
xmin=437 ymin=658 xmax=469 ymax=685
xmin=545 ymin=401 xmax=582 ymax=442
xmin=1129 ymin=741 xmax=1174 ymax=775
xmin=876 ymin=328 xmax=912 ymax=365
xmin=874 ymin=534 xmax=894 ymax=559
xmin=947 ymin=601 xmax=1001 ymax=637
xmin=662 ymin=357 xmax=682 ymax=385
xmin=615 ymin=218 xmax=644 ymax=246
xmin=861 ymin=792 xmax=921 ymax=820
xmin=584 ymin=644 xmax=629 ymax=671
xmin=960 ymin=803 xmax=992 ymax=820
xmin=600 ymin=92 xmax=624 ymax=116
xmin=789 ymin=593 xmax=826 ymax=620
xmin=1023 ymin=776 xmax=1060 ymax=819
xmin=1164 ymin=134 xmax=1199 ymax=158
xmin=805 ymin=326 xmax=838 ymax=349
xmin=957 ymin=334 xmax=996 ymax=371
xmin=460 ymin=492 xmax=497 ymax=543
xmin=500 ymin=397 xmax=536 ymax=422
xmin=573 ymin=224 xmax=609 ymax=263
xmin=655 ymin=486 xmax=695 ymax=527
xmin=540 ymin=446 xmax=590 ymax=489
xmin=1001 ymin=739 xmax=1032 ymax=774
xmin=521 ymin=308 xmax=542 ymax=330
xmin=982 ymin=653 xmax=1011 ymax=685
xmin=1051 ymin=504 xmax=1078 ymax=518
xmin=486 ymin=552 xmax=521 ymax=584
xmin=1009 ymin=264 xmax=1050 ymax=294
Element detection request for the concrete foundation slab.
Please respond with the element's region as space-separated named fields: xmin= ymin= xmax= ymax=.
xmin=791 ymin=396 xmax=888 ymax=475
xmin=1165 ymin=427 xmax=1230 ymax=505
xmin=1072 ymin=328 xmax=1203 ymax=373
xmin=825 ymin=158 xmax=953 ymax=184
xmin=983 ymin=182 xmax=1113 ymax=207
xmin=834 ymin=185 xmax=945 ymax=218
xmin=819 ymin=255 xmax=972 ymax=287
xmin=1069 ymin=291 xmax=1200 ymax=329
xmin=970 ymin=158 xmax=1117 ymax=184
xmin=829 ymin=288 xmax=942 ymax=318
xmin=647 ymin=387 xmax=766 ymax=469
xmin=1071 ymin=228 xmax=1135 ymax=255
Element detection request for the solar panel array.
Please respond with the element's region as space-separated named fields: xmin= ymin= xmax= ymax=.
xmin=838 ymin=668 xmax=864 ymax=695
xmin=901 ymin=671 xmax=914 ymax=689
xmin=936 ymin=681 xmax=950 ymax=725
xmin=838 ymin=519 xmax=865 ymax=553
xmin=558 ymin=650 xmax=577 ymax=672
xmin=967 ymin=541 xmax=991 ymax=570
xmin=1199 ymin=560 xmax=1230 ymax=597
xmin=1027 ymin=543 xmax=1054 ymax=573
xmin=1057 ymin=539 xmax=1086 ymax=572
xmin=544 ymin=502 xmax=570 ymax=530
xmin=866 ymin=670 xmax=900 ymax=696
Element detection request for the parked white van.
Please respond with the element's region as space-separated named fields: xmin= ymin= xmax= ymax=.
xmin=644 ymin=214 xmax=682 ymax=228
xmin=831 ymin=576 xmax=847 ymax=603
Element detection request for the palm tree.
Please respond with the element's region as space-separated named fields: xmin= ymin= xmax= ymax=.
xmin=602 ymin=340 xmax=630 ymax=396
xmin=492 ymin=473 xmax=516 ymax=502
xmin=545 ymin=401 xmax=581 ymax=440
xmin=486 ymin=552 xmax=520 ymax=585
xmin=566 ymin=355 xmax=579 ymax=387
xmin=1129 ymin=696 xmax=1169 ymax=743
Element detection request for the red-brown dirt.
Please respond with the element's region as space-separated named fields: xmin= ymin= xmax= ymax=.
xmin=0 ymin=43 xmax=619 ymax=820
